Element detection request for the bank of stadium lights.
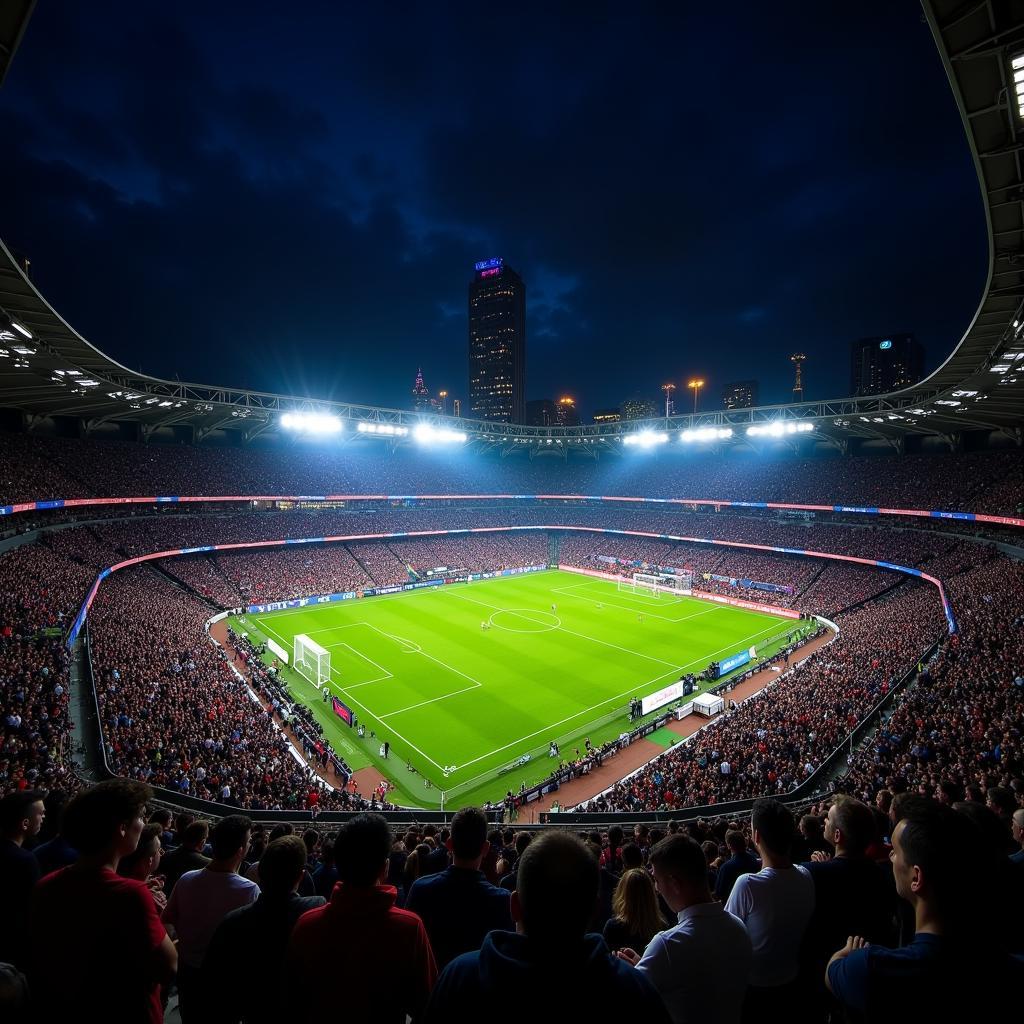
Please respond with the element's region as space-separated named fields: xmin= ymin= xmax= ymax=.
xmin=623 ymin=429 xmax=669 ymax=447
xmin=280 ymin=412 xmax=343 ymax=434
xmin=746 ymin=422 xmax=814 ymax=437
xmin=1012 ymin=53 xmax=1024 ymax=120
xmin=412 ymin=423 xmax=467 ymax=445
xmin=680 ymin=426 xmax=732 ymax=442
xmin=357 ymin=422 xmax=410 ymax=437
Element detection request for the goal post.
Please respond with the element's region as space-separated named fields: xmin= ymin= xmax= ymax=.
xmin=618 ymin=572 xmax=692 ymax=597
xmin=293 ymin=634 xmax=331 ymax=688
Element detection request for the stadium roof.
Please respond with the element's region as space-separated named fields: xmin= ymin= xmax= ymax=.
xmin=0 ymin=0 xmax=1023 ymax=455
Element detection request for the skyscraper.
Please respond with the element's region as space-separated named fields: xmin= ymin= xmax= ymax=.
xmin=468 ymin=258 xmax=526 ymax=423
xmin=850 ymin=334 xmax=924 ymax=395
xmin=411 ymin=367 xmax=431 ymax=412
xmin=722 ymin=380 xmax=759 ymax=409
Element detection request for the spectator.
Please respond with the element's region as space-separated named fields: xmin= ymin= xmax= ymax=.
xmin=617 ymin=834 xmax=752 ymax=1024
xmin=713 ymin=830 xmax=760 ymax=903
xmin=204 ymin=835 xmax=326 ymax=1023
xmin=423 ymin=831 xmax=672 ymax=1022
xmin=1012 ymin=808 xmax=1024 ymax=865
xmin=32 ymin=790 xmax=77 ymax=876
xmin=799 ymin=796 xmax=895 ymax=1011
xmin=0 ymin=790 xmax=45 ymax=969
xmin=602 ymin=868 xmax=667 ymax=954
xmin=725 ymin=799 xmax=814 ymax=1021
xmin=159 ymin=820 xmax=211 ymax=895
xmin=499 ymin=831 xmax=532 ymax=890
xmin=405 ymin=806 xmax=513 ymax=969
xmin=118 ymin=822 xmax=168 ymax=912
xmin=826 ymin=801 xmax=1024 ymax=1021
xmin=312 ymin=834 xmax=339 ymax=897
xmin=287 ymin=813 xmax=437 ymax=1023
xmin=162 ymin=814 xmax=258 ymax=1022
xmin=29 ymin=780 xmax=176 ymax=1024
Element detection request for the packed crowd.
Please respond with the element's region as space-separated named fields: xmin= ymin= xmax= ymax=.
xmin=580 ymin=583 xmax=947 ymax=812
xmin=87 ymin=567 xmax=386 ymax=813
xmin=2 ymin=785 xmax=1020 ymax=1023
xmin=840 ymin=556 xmax=1024 ymax=806
xmin=1 ymin=430 xmax=1022 ymax=515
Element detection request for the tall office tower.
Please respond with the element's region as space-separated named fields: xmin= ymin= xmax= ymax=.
xmin=468 ymin=258 xmax=526 ymax=423
xmin=722 ymin=380 xmax=759 ymax=409
xmin=850 ymin=334 xmax=925 ymax=395
xmin=411 ymin=367 xmax=431 ymax=411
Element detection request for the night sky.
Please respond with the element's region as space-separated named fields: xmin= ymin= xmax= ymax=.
xmin=0 ymin=3 xmax=988 ymax=418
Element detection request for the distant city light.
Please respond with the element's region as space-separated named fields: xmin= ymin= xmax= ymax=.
xmin=281 ymin=412 xmax=343 ymax=434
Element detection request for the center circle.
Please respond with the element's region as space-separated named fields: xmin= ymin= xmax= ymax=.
xmin=488 ymin=609 xmax=561 ymax=633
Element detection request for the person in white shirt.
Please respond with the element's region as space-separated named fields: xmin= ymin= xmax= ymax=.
xmin=616 ymin=834 xmax=752 ymax=1024
xmin=163 ymin=814 xmax=259 ymax=1022
xmin=725 ymin=799 xmax=815 ymax=1021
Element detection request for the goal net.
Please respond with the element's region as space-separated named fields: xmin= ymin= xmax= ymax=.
xmin=294 ymin=634 xmax=331 ymax=687
xmin=617 ymin=572 xmax=693 ymax=597
xmin=618 ymin=573 xmax=664 ymax=598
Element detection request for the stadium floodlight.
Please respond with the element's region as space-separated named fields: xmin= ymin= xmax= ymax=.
xmin=0 ymin=311 xmax=32 ymax=339
xmin=747 ymin=421 xmax=814 ymax=437
xmin=1012 ymin=53 xmax=1024 ymax=119
xmin=413 ymin=423 xmax=467 ymax=444
xmin=623 ymin=429 xmax=669 ymax=447
xmin=280 ymin=412 xmax=343 ymax=434
xmin=357 ymin=421 xmax=409 ymax=436
xmin=680 ymin=426 xmax=732 ymax=442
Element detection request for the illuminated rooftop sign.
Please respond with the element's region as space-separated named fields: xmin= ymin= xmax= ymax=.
xmin=475 ymin=257 xmax=503 ymax=272
xmin=879 ymin=339 xmax=892 ymax=350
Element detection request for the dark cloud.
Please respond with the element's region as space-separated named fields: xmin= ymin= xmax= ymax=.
xmin=0 ymin=2 xmax=986 ymax=416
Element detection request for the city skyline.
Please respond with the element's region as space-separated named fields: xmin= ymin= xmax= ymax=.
xmin=0 ymin=6 xmax=986 ymax=417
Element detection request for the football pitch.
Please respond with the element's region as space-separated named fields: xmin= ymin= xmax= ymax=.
xmin=229 ymin=569 xmax=795 ymax=809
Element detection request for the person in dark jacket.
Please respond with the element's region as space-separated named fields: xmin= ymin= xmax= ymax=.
xmin=713 ymin=830 xmax=761 ymax=903
xmin=423 ymin=831 xmax=672 ymax=1023
xmin=800 ymin=796 xmax=896 ymax=1015
xmin=205 ymin=835 xmax=325 ymax=1023
xmin=406 ymin=806 xmax=513 ymax=969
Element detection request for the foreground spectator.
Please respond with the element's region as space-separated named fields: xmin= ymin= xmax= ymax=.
xmin=423 ymin=831 xmax=671 ymax=1022
xmin=602 ymin=868 xmax=667 ymax=954
xmin=118 ymin=823 xmax=168 ymax=911
xmin=405 ymin=806 xmax=513 ymax=969
xmin=204 ymin=835 xmax=325 ymax=1023
xmin=0 ymin=790 xmax=45 ymax=969
xmin=162 ymin=814 xmax=258 ymax=1022
xmin=159 ymin=820 xmax=211 ymax=895
xmin=1012 ymin=808 xmax=1024 ymax=865
xmin=724 ymin=799 xmax=814 ymax=1021
xmin=713 ymin=829 xmax=760 ymax=903
xmin=29 ymin=780 xmax=176 ymax=1024
xmin=288 ymin=813 xmax=437 ymax=1022
xmin=618 ymin=834 xmax=752 ymax=1024
xmin=826 ymin=802 xmax=1024 ymax=1021
xmin=800 ymin=796 xmax=895 ymax=1012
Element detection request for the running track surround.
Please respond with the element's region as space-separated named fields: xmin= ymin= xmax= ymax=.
xmin=66 ymin=524 xmax=959 ymax=646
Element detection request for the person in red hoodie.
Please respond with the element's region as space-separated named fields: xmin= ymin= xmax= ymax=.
xmin=29 ymin=780 xmax=177 ymax=1024
xmin=287 ymin=812 xmax=436 ymax=1022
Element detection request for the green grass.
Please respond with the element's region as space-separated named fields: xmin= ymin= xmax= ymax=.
xmin=229 ymin=569 xmax=796 ymax=809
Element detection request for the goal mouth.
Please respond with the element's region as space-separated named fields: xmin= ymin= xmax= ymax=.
xmin=617 ymin=571 xmax=693 ymax=598
xmin=294 ymin=633 xmax=331 ymax=687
